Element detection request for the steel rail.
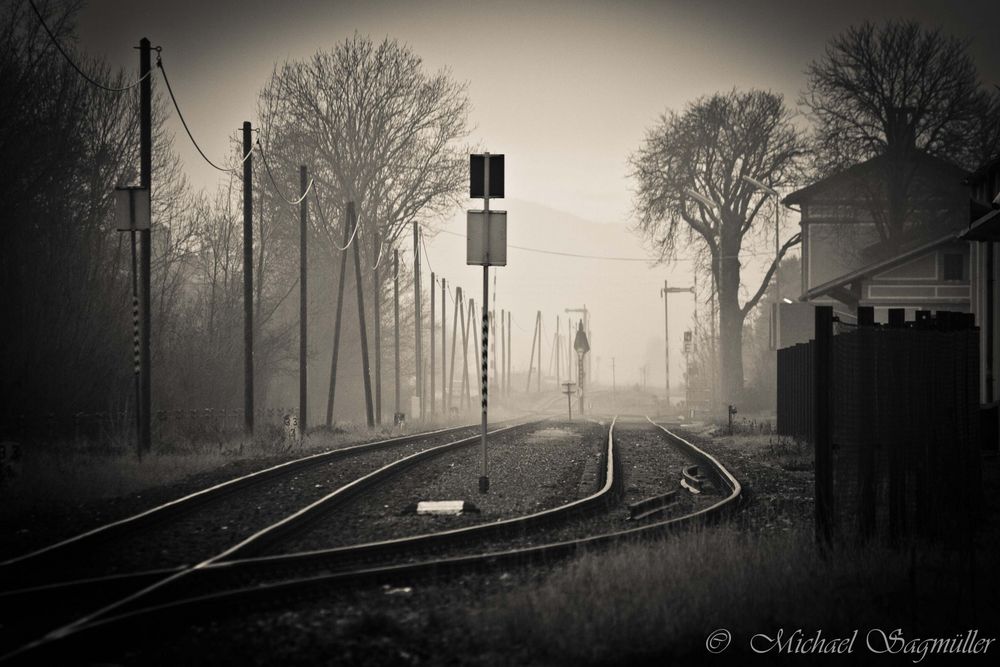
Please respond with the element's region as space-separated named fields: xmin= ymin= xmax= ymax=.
xmin=0 ymin=422 xmax=494 ymax=577
xmin=1 ymin=421 xmax=542 ymax=661
xmin=7 ymin=417 xmax=742 ymax=664
xmin=0 ymin=415 xmax=612 ymax=607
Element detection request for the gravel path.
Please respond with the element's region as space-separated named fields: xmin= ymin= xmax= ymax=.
xmin=282 ymin=421 xmax=604 ymax=552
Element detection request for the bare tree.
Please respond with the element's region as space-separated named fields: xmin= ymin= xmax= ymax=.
xmin=801 ymin=21 xmax=1000 ymax=245
xmin=629 ymin=89 xmax=808 ymax=406
xmin=255 ymin=35 xmax=470 ymax=421
xmin=257 ymin=34 xmax=469 ymax=252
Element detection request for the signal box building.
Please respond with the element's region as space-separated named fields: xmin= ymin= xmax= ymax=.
xmin=783 ymin=153 xmax=971 ymax=324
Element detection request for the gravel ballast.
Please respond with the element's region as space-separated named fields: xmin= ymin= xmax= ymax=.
xmin=75 ymin=417 xmax=726 ymax=666
xmin=282 ymin=420 xmax=605 ymax=552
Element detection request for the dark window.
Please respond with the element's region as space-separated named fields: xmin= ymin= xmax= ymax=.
xmin=942 ymin=253 xmax=964 ymax=281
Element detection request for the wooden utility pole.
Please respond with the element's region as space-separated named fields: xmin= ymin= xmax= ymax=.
xmin=242 ymin=120 xmax=254 ymax=435
xmin=470 ymin=299 xmax=480 ymax=405
xmin=394 ymin=250 xmax=400 ymax=422
xmin=500 ymin=310 xmax=505 ymax=398
xmin=567 ymin=317 xmax=574 ymax=384
xmin=325 ymin=203 xmax=350 ymax=427
xmin=441 ymin=277 xmax=447 ymax=416
xmin=555 ymin=317 xmax=561 ymax=387
xmin=350 ymin=202 xmax=375 ymax=427
xmin=535 ymin=311 xmax=541 ymax=392
xmin=299 ymin=165 xmax=308 ymax=431
xmin=461 ymin=299 xmax=473 ymax=409
xmin=138 ymin=38 xmax=152 ymax=452
xmin=430 ymin=272 xmax=436 ymax=416
xmin=525 ymin=313 xmax=538 ymax=392
xmin=448 ymin=286 xmax=461 ymax=412
xmin=490 ymin=309 xmax=497 ymax=395
xmin=373 ymin=226 xmax=382 ymax=425
xmin=507 ymin=314 xmax=511 ymax=397
xmin=414 ymin=221 xmax=422 ymax=420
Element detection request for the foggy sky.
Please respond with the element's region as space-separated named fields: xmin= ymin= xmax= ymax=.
xmin=73 ymin=0 xmax=1000 ymax=386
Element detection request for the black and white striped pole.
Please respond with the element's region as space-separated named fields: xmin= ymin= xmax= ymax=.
xmin=115 ymin=186 xmax=150 ymax=459
xmin=468 ymin=152 xmax=505 ymax=494
xmin=479 ymin=155 xmax=491 ymax=494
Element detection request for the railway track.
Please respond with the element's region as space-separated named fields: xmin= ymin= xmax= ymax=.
xmin=0 ymin=419 xmax=540 ymax=657
xmin=1 ymin=420 xmax=547 ymax=586
xmin=3 ymin=416 xmax=741 ymax=664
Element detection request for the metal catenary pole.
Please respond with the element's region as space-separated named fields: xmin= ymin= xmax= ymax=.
xmin=242 ymin=120 xmax=254 ymax=435
xmin=138 ymin=38 xmax=152 ymax=453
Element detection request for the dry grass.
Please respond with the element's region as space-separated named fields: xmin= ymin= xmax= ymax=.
xmin=709 ymin=431 xmax=814 ymax=472
xmin=0 ymin=422 xmax=381 ymax=513
xmin=0 ymin=409 xmax=507 ymax=516
xmin=485 ymin=526 xmax=994 ymax=664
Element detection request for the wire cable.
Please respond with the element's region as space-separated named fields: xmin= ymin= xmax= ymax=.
xmin=433 ymin=228 xmax=654 ymax=262
xmin=256 ymin=140 xmax=313 ymax=205
xmin=157 ymin=54 xmax=250 ymax=173
xmin=434 ymin=228 xmax=787 ymax=262
xmin=371 ymin=239 xmax=387 ymax=271
xmin=419 ymin=228 xmax=435 ymax=276
xmin=27 ymin=0 xmax=152 ymax=93
xmin=312 ymin=184 xmax=359 ymax=251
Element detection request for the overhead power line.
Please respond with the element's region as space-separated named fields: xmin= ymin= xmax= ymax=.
xmin=157 ymin=54 xmax=252 ymax=173
xmin=433 ymin=228 xmax=791 ymax=262
xmin=434 ymin=228 xmax=655 ymax=262
xmin=312 ymin=184 xmax=360 ymax=251
xmin=27 ymin=0 xmax=152 ymax=92
xmin=256 ymin=140 xmax=313 ymax=205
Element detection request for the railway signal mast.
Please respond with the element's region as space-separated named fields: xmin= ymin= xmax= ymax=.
xmin=573 ymin=322 xmax=590 ymax=416
xmin=467 ymin=152 xmax=506 ymax=493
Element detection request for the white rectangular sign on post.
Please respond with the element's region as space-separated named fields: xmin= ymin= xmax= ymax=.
xmin=114 ymin=187 xmax=151 ymax=231
xmin=466 ymin=210 xmax=507 ymax=266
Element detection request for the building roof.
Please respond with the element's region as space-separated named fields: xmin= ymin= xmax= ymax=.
xmin=961 ymin=208 xmax=1000 ymax=242
xmin=783 ymin=152 xmax=969 ymax=206
xmin=801 ymin=230 xmax=962 ymax=303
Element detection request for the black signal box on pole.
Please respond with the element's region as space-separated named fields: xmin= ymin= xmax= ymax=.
xmin=470 ymin=154 xmax=504 ymax=198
